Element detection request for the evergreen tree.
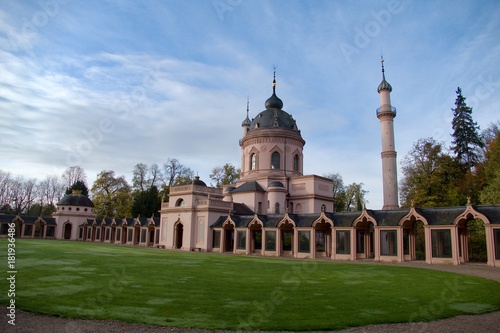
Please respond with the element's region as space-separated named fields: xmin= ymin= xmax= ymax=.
xmin=132 ymin=185 xmax=161 ymax=217
xmin=65 ymin=180 xmax=89 ymax=196
xmin=451 ymin=87 xmax=484 ymax=169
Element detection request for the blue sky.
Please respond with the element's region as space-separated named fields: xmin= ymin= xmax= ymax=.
xmin=1 ymin=0 xmax=499 ymax=209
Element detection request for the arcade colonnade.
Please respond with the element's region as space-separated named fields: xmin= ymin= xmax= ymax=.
xmin=210 ymin=204 xmax=500 ymax=267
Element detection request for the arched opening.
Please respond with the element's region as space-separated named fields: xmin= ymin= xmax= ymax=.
xmin=110 ymin=226 xmax=116 ymax=244
xmin=458 ymin=218 xmax=487 ymax=263
xmin=121 ymin=226 xmax=128 ymax=244
xmin=148 ymin=225 xmax=155 ymax=247
xmin=174 ymin=223 xmax=183 ymax=249
xmin=175 ymin=198 xmax=185 ymax=207
xmin=249 ymin=222 xmax=262 ymax=254
xmin=314 ymin=220 xmax=332 ymax=257
xmin=223 ymin=224 xmax=234 ymax=252
xmin=355 ymin=221 xmax=374 ymax=259
xmin=134 ymin=226 xmax=140 ymax=245
xmin=250 ymin=153 xmax=257 ymax=170
xmin=402 ymin=218 xmax=426 ymax=261
xmin=63 ymin=223 xmax=72 ymax=240
xmin=293 ymin=154 xmax=299 ymax=172
xmin=274 ymin=202 xmax=280 ymax=214
xmin=34 ymin=221 xmax=45 ymax=238
xmin=271 ymin=151 xmax=280 ymax=169
xmin=91 ymin=225 xmax=96 ymax=241
xmin=279 ymin=221 xmax=294 ymax=256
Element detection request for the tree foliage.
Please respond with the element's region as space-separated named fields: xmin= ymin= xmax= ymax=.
xmin=479 ymin=125 xmax=500 ymax=204
xmin=132 ymin=185 xmax=161 ymax=218
xmin=451 ymin=87 xmax=484 ymax=169
xmin=65 ymin=180 xmax=89 ymax=196
xmin=400 ymin=138 xmax=465 ymax=207
xmin=91 ymin=170 xmax=132 ymax=218
xmin=323 ymin=173 xmax=367 ymax=212
xmin=210 ymin=163 xmax=240 ymax=187
xmin=62 ymin=166 xmax=87 ymax=190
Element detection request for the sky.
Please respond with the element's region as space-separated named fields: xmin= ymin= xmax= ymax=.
xmin=1 ymin=0 xmax=499 ymax=209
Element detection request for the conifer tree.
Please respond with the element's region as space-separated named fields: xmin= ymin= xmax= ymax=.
xmin=451 ymin=87 xmax=484 ymax=169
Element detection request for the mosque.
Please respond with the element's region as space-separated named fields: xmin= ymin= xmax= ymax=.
xmin=1 ymin=62 xmax=500 ymax=267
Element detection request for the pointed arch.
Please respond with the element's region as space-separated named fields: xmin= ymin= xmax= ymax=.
xmin=270 ymin=146 xmax=283 ymax=170
xmin=62 ymin=221 xmax=72 ymax=240
xmin=399 ymin=207 xmax=429 ymax=226
xmin=453 ymin=205 xmax=490 ymax=226
xmin=312 ymin=213 xmax=334 ymax=228
xmin=249 ymin=147 xmax=260 ymax=171
xmin=173 ymin=219 xmax=184 ymax=249
xmin=277 ymin=215 xmax=296 ymax=228
xmin=352 ymin=210 xmax=377 ymax=227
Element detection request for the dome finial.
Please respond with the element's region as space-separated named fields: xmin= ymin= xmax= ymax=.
xmin=265 ymin=66 xmax=283 ymax=110
xmin=381 ymin=56 xmax=385 ymax=78
xmin=377 ymin=56 xmax=392 ymax=93
xmin=272 ymin=65 xmax=277 ymax=93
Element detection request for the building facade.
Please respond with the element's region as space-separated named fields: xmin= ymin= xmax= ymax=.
xmin=1 ymin=65 xmax=500 ymax=267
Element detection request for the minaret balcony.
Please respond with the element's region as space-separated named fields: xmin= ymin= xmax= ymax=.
xmin=376 ymin=106 xmax=396 ymax=117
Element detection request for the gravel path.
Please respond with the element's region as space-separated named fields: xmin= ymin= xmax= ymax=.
xmin=2 ymin=262 xmax=499 ymax=333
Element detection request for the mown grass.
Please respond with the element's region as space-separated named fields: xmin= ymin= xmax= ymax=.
xmin=1 ymin=239 xmax=499 ymax=330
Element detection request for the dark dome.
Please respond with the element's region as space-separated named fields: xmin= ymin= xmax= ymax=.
xmin=58 ymin=194 xmax=94 ymax=207
xmin=192 ymin=176 xmax=207 ymax=186
xmin=269 ymin=181 xmax=284 ymax=188
xmin=265 ymin=92 xmax=283 ymax=110
xmin=241 ymin=115 xmax=251 ymax=127
xmin=249 ymin=108 xmax=299 ymax=132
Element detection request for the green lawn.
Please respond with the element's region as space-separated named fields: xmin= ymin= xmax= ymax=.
xmin=1 ymin=239 xmax=500 ymax=331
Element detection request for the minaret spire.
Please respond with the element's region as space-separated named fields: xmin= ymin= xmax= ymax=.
xmin=376 ymin=58 xmax=399 ymax=210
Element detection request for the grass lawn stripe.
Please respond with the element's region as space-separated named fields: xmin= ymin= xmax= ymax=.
xmin=1 ymin=239 xmax=499 ymax=330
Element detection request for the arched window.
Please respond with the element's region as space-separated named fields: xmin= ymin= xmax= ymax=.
xmin=294 ymin=154 xmax=299 ymax=171
xmin=271 ymin=152 xmax=280 ymax=169
xmin=275 ymin=202 xmax=280 ymax=214
xmin=175 ymin=198 xmax=185 ymax=207
xmin=250 ymin=153 xmax=257 ymax=170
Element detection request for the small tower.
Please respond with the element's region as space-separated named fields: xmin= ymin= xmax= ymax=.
xmin=376 ymin=58 xmax=399 ymax=210
xmin=241 ymin=98 xmax=251 ymax=137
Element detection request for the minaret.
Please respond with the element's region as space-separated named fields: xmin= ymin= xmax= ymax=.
xmin=376 ymin=58 xmax=399 ymax=210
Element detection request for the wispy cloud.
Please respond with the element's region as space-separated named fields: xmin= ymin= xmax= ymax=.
xmin=1 ymin=1 xmax=499 ymax=209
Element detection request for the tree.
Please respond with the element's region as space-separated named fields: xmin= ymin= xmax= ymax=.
xmin=323 ymin=173 xmax=346 ymax=212
xmin=451 ymin=87 xmax=484 ymax=169
xmin=62 ymin=166 xmax=87 ymax=190
xmin=132 ymin=185 xmax=161 ymax=217
xmin=38 ymin=174 xmax=65 ymax=216
xmin=400 ymin=138 xmax=465 ymax=207
xmin=344 ymin=182 xmax=367 ymax=211
xmin=132 ymin=163 xmax=162 ymax=192
xmin=162 ymin=158 xmax=184 ymax=188
xmin=91 ymin=170 xmax=132 ymax=218
xmin=480 ymin=126 xmax=500 ymax=204
xmin=210 ymin=163 xmax=240 ymax=187
xmin=65 ymin=180 xmax=89 ymax=196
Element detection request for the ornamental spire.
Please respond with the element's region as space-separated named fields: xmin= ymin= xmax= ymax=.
xmin=272 ymin=66 xmax=277 ymax=94
xmin=377 ymin=56 xmax=392 ymax=93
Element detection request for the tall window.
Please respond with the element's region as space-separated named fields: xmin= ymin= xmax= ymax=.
xmin=299 ymin=231 xmax=310 ymax=253
xmin=336 ymin=230 xmax=350 ymax=254
xmin=271 ymin=152 xmax=280 ymax=169
xmin=250 ymin=153 xmax=257 ymax=170
xmin=294 ymin=154 xmax=299 ymax=171
xmin=265 ymin=231 xmax=276 ymax=251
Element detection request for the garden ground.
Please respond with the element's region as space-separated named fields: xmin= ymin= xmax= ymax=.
xmin=1 ymin=240 xmax=499 ymax=332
